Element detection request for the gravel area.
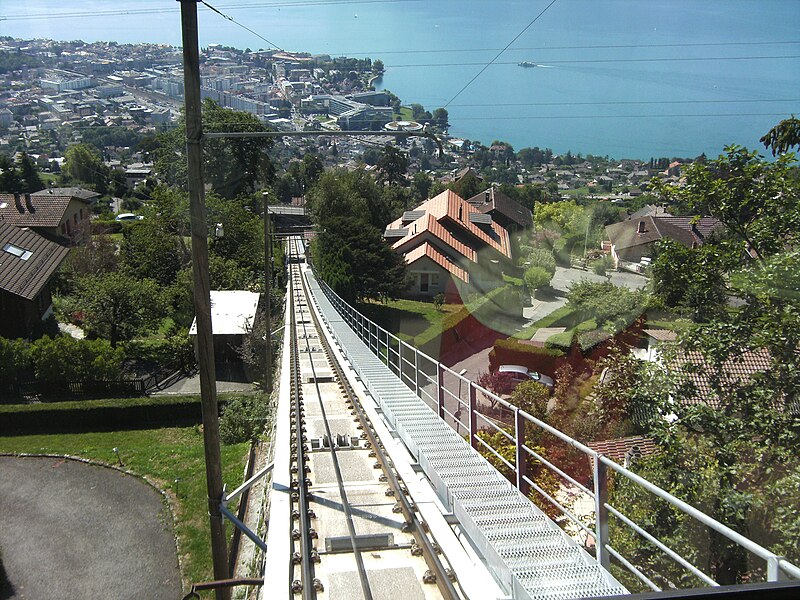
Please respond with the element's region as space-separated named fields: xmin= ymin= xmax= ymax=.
xmin=0 ymin=456 xmax=181 ymax=600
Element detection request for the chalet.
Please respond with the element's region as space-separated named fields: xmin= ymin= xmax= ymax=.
xmin=466 ymin=187 xmax=533 ymax=232
xmin=384 ymin=190 xmax=513 ymax=302
xmin=605 ymin=215 xmax=722 ymax=272
xmin=0 ymin=191 xmax=93 ymax=244
xmin=0 ymin=222 xmax=70 ymax=338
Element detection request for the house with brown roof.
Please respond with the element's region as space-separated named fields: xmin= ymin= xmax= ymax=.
xmin=466 ymin=186 xmax=533 ymax=232
xmin=0 ymin=222 xmax=70 ymax=338
xmin=605 ymin=215 xmax=723 ymax=272
xmin=384 ymin=190 xmax=513 ymax=302
xmin=0 ymin=191 xmax=92 ymax=244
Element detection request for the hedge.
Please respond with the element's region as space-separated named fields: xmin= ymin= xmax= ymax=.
xmin=0 ymin=395 xmax=205 ymax=435
xmin=489 ymin=337 xmax=565 ymax=376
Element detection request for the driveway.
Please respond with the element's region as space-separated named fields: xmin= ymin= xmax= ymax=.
xmin=523 ymin=266 xmax=648 ymax=325
xmin=0 ymin=456 xmax=181 ymax=600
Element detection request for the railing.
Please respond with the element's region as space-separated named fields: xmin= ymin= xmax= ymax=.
xmin=312 ymin=274 xmax=800 ymax=592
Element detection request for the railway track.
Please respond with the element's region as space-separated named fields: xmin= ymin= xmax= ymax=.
xmin=282 ymin=236 xmax=461 ymax=600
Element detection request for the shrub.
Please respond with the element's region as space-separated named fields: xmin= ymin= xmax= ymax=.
xmin=524 ymin=266 xmax=552 ymax=294
xmin=219 ymin=393 xmax=269 ymax=444
xmin=525 ymin=247 xmax=557 ymax=276
xmin=28 ymin=336 xmax=125 ymax=384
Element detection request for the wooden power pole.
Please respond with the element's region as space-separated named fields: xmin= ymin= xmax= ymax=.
xmin=178 ymin=2 xmax=231 ymax=598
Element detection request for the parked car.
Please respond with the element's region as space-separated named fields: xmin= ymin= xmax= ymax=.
xmin=115 ymin=213 xmax=143 ymax=222
xmin=497 ymin=364 xmax=555 ymax=389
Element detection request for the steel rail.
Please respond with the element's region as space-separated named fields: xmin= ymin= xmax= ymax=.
xmin=298 ymin=243 xmax=462 ymax=600
xmin=289 ymin=239 xmax=373 ymax=600
xmin=288 ymin=276 xmax=317 ymax=600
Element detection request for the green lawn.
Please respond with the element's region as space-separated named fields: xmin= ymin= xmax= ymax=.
xmin=358 ymin=298 xmax=460 ymax=347
xmin=0 ymin=425 xmax=250 ymax=587
xmin=396 ymin=106 xmax=415 ymax=121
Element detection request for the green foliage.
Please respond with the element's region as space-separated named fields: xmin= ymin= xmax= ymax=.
xmin=75 ymin=273 xmax=165 ymax=347
xmin=219 ymin=393 xmax=269 ymax=444
xmin=511 ymin=381 xmax=550 ymax=421
xmin=307 ymin=167 xmax=394 ymax=229
xmin=410 ymin=171 xmax=433 ymax=202
xmin=523 ymin=265 xmax=551 ymax=293
xmin=63 ymin=143 xmax=106 ymax=186
xmin=566 ymin=281 xmax=647 ymax=329
xmin=449 ymin=172 xmax=483 ymax=201
xmin=376 ymin=144 xmax=408 ymax=185
xmin=653 ymin=145 xmax=799 ymax=265
xmin=28 ymin=336 xmax=125 ymax=384
xmin=760 ymin=115 xmax=800 ymax=156
xmin=534 ymin=199 xmax=588 ymax=234
xmin=0 ymin=337 xmax=32 ymax=383
xmin=312 ymin=217 xmax=408 ymax=304
xmin=523 ymin=247 xmax=557 ymax=275
xmin=433 ymin=293 xmax=445 ymax=311
xmin=154 ymin=99 xmax=274 ymax=198
xmin=0 ymin=50 xmax=42 ymax=73
xmin=651 ymin=239 xmax=729 ymax=322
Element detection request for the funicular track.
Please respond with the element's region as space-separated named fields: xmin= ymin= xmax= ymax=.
xmin=285 ymin=237 xmax=460 ymax=600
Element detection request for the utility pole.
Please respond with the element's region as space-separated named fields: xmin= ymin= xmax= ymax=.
xmin=179 ymin=2 xmax=230 ymax=598
xmin=263 ymin=193 xmax=272 ymax=393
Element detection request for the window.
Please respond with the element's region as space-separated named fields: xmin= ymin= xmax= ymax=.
xmin=420 ymin=273 xmax=429 ymax=292
xmin=3 ymin=242 xmax=33 ymax=260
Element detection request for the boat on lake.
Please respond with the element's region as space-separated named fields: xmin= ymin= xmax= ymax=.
xmin=518 ymin=61 xmax=537 ymax=68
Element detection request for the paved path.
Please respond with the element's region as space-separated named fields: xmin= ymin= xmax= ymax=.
xmin=0 ymin=456 xmax=181 ymax=600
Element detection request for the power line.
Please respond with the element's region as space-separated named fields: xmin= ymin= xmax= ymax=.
xmin=200 ymin=0 xmax=284 ymax=51
xmin=384 ymin=55 xmax=800 ymax=68
xmin=448 ymin=99 xmax=800 ymax=108
xmin=327 ymin=40 xmax=800 ymax=56
xmin=443 ymin=0 xmax=559 ymax=107
xmin=450 ymin=112 xmax=792 ymax=121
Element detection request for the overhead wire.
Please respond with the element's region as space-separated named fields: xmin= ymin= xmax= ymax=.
xmin=443 ymin=0 xmax=560 ymax=107
xmin=199 ymin=1 xmax=284 ymax=51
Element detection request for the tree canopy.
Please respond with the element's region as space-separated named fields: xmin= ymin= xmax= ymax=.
xmin=154 ymin=99 xmax=275 ymax=198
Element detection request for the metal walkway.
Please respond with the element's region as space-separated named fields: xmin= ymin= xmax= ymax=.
xmin=304 ymin=268 xmax=627 ymax=600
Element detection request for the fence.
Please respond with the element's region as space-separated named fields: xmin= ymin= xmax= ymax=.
xmin=1 ymin=363 xmax=185 ymax=402
xmin=314 ymin=274 xmax=800 ymax=592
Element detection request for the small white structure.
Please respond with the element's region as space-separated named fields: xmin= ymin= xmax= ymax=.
xmin=190 ymin=290 xmax=260 ymax=364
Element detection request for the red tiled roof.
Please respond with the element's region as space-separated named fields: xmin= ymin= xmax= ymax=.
xmin=387 ymin=190 xmax=512 ymax=259
xmin=405 ymin=242 xmax=470 ymax=283
xmin=392 ymin=214 xmax=477 ymax=262
xmin=0 ymin=193 xmax=79 ymax=228
xmin=672 ymin=348 xmax=773 ymax=409
xmin=589 ymin=436 xmax=657 ymax=464
xmin=643 ymin=329 xmax=678 ymax=342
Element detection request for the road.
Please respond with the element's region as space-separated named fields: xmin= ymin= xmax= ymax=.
xmin=0 ymin=456 xmax=181 ymax=600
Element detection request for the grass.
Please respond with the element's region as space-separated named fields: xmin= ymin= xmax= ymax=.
xmin=0 ymin=394 xmax=198 ymax=414
xmin=358 ymin=298 xmax=460 ymax=347
xmin=0 ymin=425 xmax=250 ymax=587
xmin=396 ymin=106 xmax=414 ymax=121
xmin=513 ymin=305 xmax=579 ymax=340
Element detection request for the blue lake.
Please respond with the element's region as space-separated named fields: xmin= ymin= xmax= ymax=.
xmin=4 ymin=0 xmax=799 ymax=159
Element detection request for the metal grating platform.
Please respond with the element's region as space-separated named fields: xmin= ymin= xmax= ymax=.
xmin=304 ymin=269 xmax=627 ymax=600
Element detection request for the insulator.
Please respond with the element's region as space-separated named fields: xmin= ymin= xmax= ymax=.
xmin=422 ymin=570 xmax=436 ymax=584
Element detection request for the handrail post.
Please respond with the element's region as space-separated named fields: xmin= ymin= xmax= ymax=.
xmin=437 ymin=363 xmax=445 ymax=419
xmin=397 ymin=339 xmax=402 ymax=378
xmin=767 ymin=555 xmax=787 ymax=582
xmin=515 ymin=408 xmax=529 ymax=496
xmin=594 ymin=456 xmax=610 ymax=569
xmin=469 ymin=383 xmax=477 ymax=449
xmin=414 ymin=350 xmax=419 ymax=396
